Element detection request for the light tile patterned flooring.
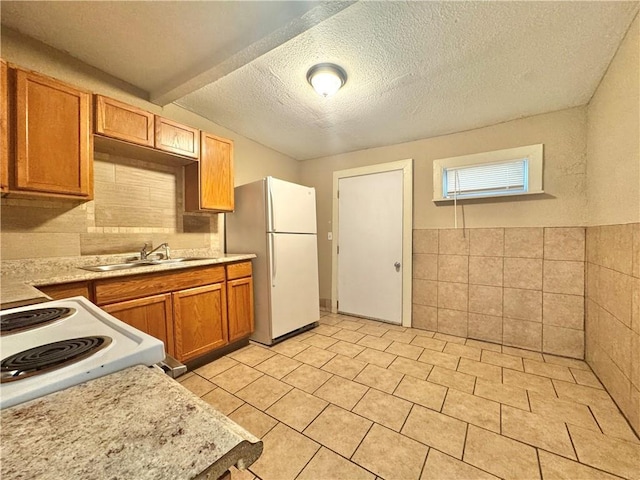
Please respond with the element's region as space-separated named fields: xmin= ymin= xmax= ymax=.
xmin=178 ymin=312 xmax=640 ymax=480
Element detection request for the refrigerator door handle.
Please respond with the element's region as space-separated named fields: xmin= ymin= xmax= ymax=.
xmin=268 ymin=177 xmax=275 ymax=232
xmin=270 ymin=236 xmax=276 ymax=287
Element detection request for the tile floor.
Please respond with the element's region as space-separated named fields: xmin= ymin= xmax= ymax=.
xmin=178 ymin=312 xmax=640 ymax=480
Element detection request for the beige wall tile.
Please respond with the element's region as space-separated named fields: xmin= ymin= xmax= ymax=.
xmin=585 ymin=262 xmax=599 ymax=303
xmin=469 ymin=228 xmax=504 ymax=257
xmin=601 ymin=314 xmax=633 ymax=379
xmin=633 ymin=277 xmax=640 ymax=334
xmin=544 ymin=227 xmax=585 ymax=261
xmin=412 ymin=304 xmax=438 ymax=331
xmin=413 ymin=254 xmax=438 ymax=280
xmin=585 ymin=226 xmax=600 ymax=265
xmin=438 ymin=255 xmax=469 ymax=283
xmin=412 ymin=279 xmax=438 ymax=307
xmin=413 ymin=229 xmax=438 ymax=254
xmin=598 ymin=266 xmax=632 ymax=327
xmin=504 ymin=227 xmax=544 ymax=259
xmin=543 ymin=293 xmax=584 ymax=329
xmin=439 ymin=229 xmax=469 ymax=255
xmin=437 ymin=309 xmax=468 ymax=337
xmin=1 ymin=233 xmax=81 ymax=259
xmin=79 ymin=233 xmax=154 ymax=255
xmin=469 ymin=256 xmax=503 ymax=286
xmin=599 ymin=224 xmax=634 ymax=275
xmin=1 ymin=204 xmax=87 ymax=233
xmin=469 ymin=285 xmax=503 ymax=316
xmin=467 ymin=313 xmax=502 ymax=343
xmin=438 ymin=282 xmax=468 ymax=311
xmin=503 ymin=288 xmax=542 ymax=322
xmin=504 ymin=257 xmax=543 ymax=290
xmin=503 ymin=318 xmax=542 ymax=351
xmin=543 ymin=325 xmax=585 ymax=359
xmin=543 ymin=260 xmax=585 ymax=295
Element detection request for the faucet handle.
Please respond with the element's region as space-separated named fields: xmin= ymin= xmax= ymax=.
xmin=140 ymin=243 xmax=149 ymax=259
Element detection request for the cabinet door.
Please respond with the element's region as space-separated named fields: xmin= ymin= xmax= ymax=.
xmin=102 ymin=294 xmax=174 ymax=357
xmin=185 ymin=132 xmax=234 ymax=212
xmin=173 ymin=283 xmax=228 ymax=362
xmin=154 ymin=116 xmax=199 ymax=158
xmin=14 ymin=68 xmax=92 ymax=197
xmin=1 ymin=59 xmax=8 ymax=194
xmin=227 ymin=276 xmax=254 ymax=342
xmin=95 ymin=95 xmax=154 ymax=147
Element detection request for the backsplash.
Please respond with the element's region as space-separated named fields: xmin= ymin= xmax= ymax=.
xmin=585 ymin=223 xmax=640 ymax=435
xmin=412 ymin=227 xmax=586 ymax=358
xmin=0 ymin=152 xmax=221 ymax=260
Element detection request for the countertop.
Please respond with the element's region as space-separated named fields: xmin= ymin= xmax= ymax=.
xmin=1 ymin=365 xmax=263 ymax=480
xmin=1 ymin=253 xmax=256 ymax=309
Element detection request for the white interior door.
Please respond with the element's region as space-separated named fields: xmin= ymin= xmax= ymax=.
xmin=337 ymin=170 xmax=403 ymax=324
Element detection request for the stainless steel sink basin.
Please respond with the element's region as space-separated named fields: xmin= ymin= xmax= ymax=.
xmin=80 ymin=257 xmax=214 ymax=272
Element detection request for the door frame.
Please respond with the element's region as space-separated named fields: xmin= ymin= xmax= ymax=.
xmin=331 ymin=159 xmax=413 ymax=327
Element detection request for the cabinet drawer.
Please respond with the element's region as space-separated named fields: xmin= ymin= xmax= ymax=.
xmin=154 ymin=116 xmax=199 ymax=158
xmin=94 ymin=265 xmax=225 ymax=305
xmin=38 ymin=281 xmax=92 ymax=301
xmin=95 ymin=95 xmax=154 ymax=147
xmin=226 ymin=261 xmax=252 ymax=280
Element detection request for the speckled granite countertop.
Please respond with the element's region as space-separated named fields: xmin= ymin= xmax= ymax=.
xmin=1 ymin=365 xmax=262 ymax=480
xmin=1 ymin=253 xmax=256 ymax=309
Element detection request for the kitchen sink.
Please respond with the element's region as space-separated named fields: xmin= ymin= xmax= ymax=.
xmin=80 ymin=257 xmax=215 ymax=272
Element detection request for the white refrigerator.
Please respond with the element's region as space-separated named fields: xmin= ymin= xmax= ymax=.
xmin=225 ymin=177 xmax=320 ymax=345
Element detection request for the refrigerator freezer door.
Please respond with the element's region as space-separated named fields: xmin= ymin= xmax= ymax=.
xmin=268 ymin=233 xmax=320 ymax=339
xmin=267 ymin=177 xmax=317 ymax=234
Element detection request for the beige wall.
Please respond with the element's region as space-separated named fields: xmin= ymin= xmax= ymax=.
xmin=586 ymin=15 xmax=640 ymax=226
xmin=0 ymin=28 xmax=299 ymax=260
xmin=300 ymin=107 xmax=588 ymax=300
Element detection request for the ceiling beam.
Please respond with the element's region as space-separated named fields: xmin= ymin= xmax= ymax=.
xmin=150 ymin=1 xmax=356 ymax=106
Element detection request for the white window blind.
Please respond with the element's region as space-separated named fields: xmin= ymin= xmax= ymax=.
xmin=443 ymin=159 xmax=527 ymax=199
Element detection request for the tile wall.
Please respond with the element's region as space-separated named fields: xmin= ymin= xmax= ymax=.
xmin=585 ymin=223 xmax=640 ymax=434
xmin=412 ymin=227 xmax=586 ymax=359
xmin=0 ymin=152 xmax=221 ymax=260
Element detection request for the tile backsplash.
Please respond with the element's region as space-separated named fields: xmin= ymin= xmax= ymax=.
xmin=412 ymin=227 xmax=586 ymax=359
xmin=1 ymin=152 xmax=221 ymax=260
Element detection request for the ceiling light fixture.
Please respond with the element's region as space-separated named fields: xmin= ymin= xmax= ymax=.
xmin=306 ymin=63 xmax=347 ymax=97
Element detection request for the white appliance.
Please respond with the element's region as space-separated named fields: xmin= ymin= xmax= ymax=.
xmin=226 ymin=177 xmax=320 ymax=345
xmin=0 ymin=296 xmax=165 ymax=409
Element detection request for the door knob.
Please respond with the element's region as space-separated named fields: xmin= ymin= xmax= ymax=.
xmin=394 ymin=262 xmax=401 ymax=271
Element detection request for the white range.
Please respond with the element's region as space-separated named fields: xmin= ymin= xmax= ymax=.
xmin=0 ymin=296 xmax=165 ymax=409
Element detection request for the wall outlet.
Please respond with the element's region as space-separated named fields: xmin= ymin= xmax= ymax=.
xmin=327 ymin=232 xmax=333 ymax=241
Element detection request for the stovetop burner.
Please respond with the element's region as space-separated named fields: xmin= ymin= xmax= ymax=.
xmin=1 ymin=336 xmax=112 ymax=383
xmin=1 ymin=307 xmax=76 ymax=335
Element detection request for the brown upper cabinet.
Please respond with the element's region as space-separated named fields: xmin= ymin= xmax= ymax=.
xmin=154 ymin=116 xmax=199 ymax=159
xmin=1 ymin=60 xmax=8 ymax=195
xmin=95 ymin=95 xmax=154 ymax=147
xmin=185 ymin=132 xmax=234 ymax=212
xmin=10 ymin=67 xmax=93 ymax=199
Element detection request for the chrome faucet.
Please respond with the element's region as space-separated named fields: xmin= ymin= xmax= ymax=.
xmin=140 ymin=243 xmax=170 ymax=260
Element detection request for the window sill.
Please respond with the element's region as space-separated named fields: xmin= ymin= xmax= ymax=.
xmin=432 ymin=190 xmax=545 ymax=204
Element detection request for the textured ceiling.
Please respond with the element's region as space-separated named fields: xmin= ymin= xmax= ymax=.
xmin=2 ymin=1 xmax=638 ymax=161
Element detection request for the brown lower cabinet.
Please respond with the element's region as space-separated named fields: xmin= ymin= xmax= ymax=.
xmin=87 ymin=261 xmax=253 ymax=363
xmin=173 ymin=283 xmax=228 ymax=362
xmin=102 ymin=294 xmax=175 ymax=358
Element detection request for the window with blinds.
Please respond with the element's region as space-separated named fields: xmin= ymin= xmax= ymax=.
xmin=432 ymin=144 xmax=543 ymax=202
xmin=443 ymin=159 xmax=527 ymax=199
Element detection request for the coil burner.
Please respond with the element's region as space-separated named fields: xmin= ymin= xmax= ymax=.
xmin=1 ymin=336 xmax=112 ymax=383
xmin=1 ymin=307 xmax=76 ymax=335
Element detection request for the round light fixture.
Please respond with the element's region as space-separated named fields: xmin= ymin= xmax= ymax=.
xmin=306 ymin=63 xmax=347 ymax=97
